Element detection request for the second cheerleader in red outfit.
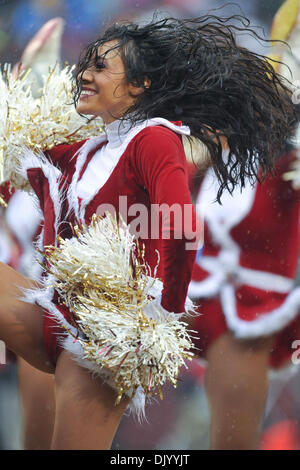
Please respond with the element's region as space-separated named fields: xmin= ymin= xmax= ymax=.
xmin=188 ymin=149 xmax=300 ymax=450
xmin=186 ymin=1 xmax=300 ymax=450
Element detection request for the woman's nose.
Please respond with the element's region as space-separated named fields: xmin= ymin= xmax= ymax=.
xmin=81 ymin=67 xmax=94 ymax=83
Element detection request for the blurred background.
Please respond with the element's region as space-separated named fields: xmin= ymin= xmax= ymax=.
xmin=0 ymin=0 xmax=285 ymax=65
xmin=0 ymin=0 xmax=300 ymax=451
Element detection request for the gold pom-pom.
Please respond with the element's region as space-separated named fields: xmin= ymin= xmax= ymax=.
xmin=0 ymin=63 xmax=104 ymax=190
xmin=43 ymin=213 xmax=195 ymax=404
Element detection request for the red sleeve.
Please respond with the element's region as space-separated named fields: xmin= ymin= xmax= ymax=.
xmin=134 ymin=126 xmax=201 ymax=313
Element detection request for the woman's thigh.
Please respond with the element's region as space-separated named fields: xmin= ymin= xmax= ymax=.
xmin=52 ymin=350 xmax=129 ymax=449
xmin=0 ymin=262 xmax=53 ymax=373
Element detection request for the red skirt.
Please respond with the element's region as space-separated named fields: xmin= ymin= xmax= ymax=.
xmin=192 ymin=295 xmax=300 ymax=369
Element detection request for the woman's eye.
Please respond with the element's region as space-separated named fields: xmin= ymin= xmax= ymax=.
xmin=95 ymin=61 xmax=105 ymax=70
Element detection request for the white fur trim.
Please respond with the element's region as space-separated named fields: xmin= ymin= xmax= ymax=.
xmin=220 ymin=283 xmax=300 ymax=339
xmin=66 ymin=135 xmax=106 ymax=221
xmin=237 ymin=266 xmax=294 ymax=293
xmin=188 ymin=273 xmax=224 ymax=299
xmin=198 ymin=166 xmax=257 ymax=240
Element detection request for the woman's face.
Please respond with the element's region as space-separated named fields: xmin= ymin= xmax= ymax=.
xmin=76 ymin=40 xmax=141 ymax=124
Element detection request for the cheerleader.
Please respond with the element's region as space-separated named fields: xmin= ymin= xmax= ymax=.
xmin=189 ymin=147 xmax=300 ymax=450
xmin=0 ymin=15 xmax=296 ymax=449
xmin=188 ymin=0 xmax=300 ymax=450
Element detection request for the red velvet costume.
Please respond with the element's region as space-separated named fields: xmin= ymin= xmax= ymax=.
xmin=188 ymin=152 xmax=300 ymax=369
xmin=21 ymin=118 xmax=198 ymax=366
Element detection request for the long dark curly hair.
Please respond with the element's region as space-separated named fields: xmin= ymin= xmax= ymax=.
xmin=74 ymin=14 xmax=297 ymax=200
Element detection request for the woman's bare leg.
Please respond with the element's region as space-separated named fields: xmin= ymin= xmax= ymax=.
xmin=205 ymin=331 xmax=274 ymax=450
xmin=51 ymin=350 xmax=129 ymax=450
xmin=0 ymin=262 xmax=53 ymax=373
xmin=18 ymin=357 xmax=55 ymax=449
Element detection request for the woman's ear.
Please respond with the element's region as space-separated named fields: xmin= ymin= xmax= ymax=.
xmin=128 ymin=77 xmax=151 ymax=96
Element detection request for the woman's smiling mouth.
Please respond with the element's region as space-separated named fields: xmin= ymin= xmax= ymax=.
xmin=80 ymin=88 xmax=97 ymax=99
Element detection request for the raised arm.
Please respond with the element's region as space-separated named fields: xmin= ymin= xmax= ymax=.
xmin=134 ymin=126 xmax=201 ymax=313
